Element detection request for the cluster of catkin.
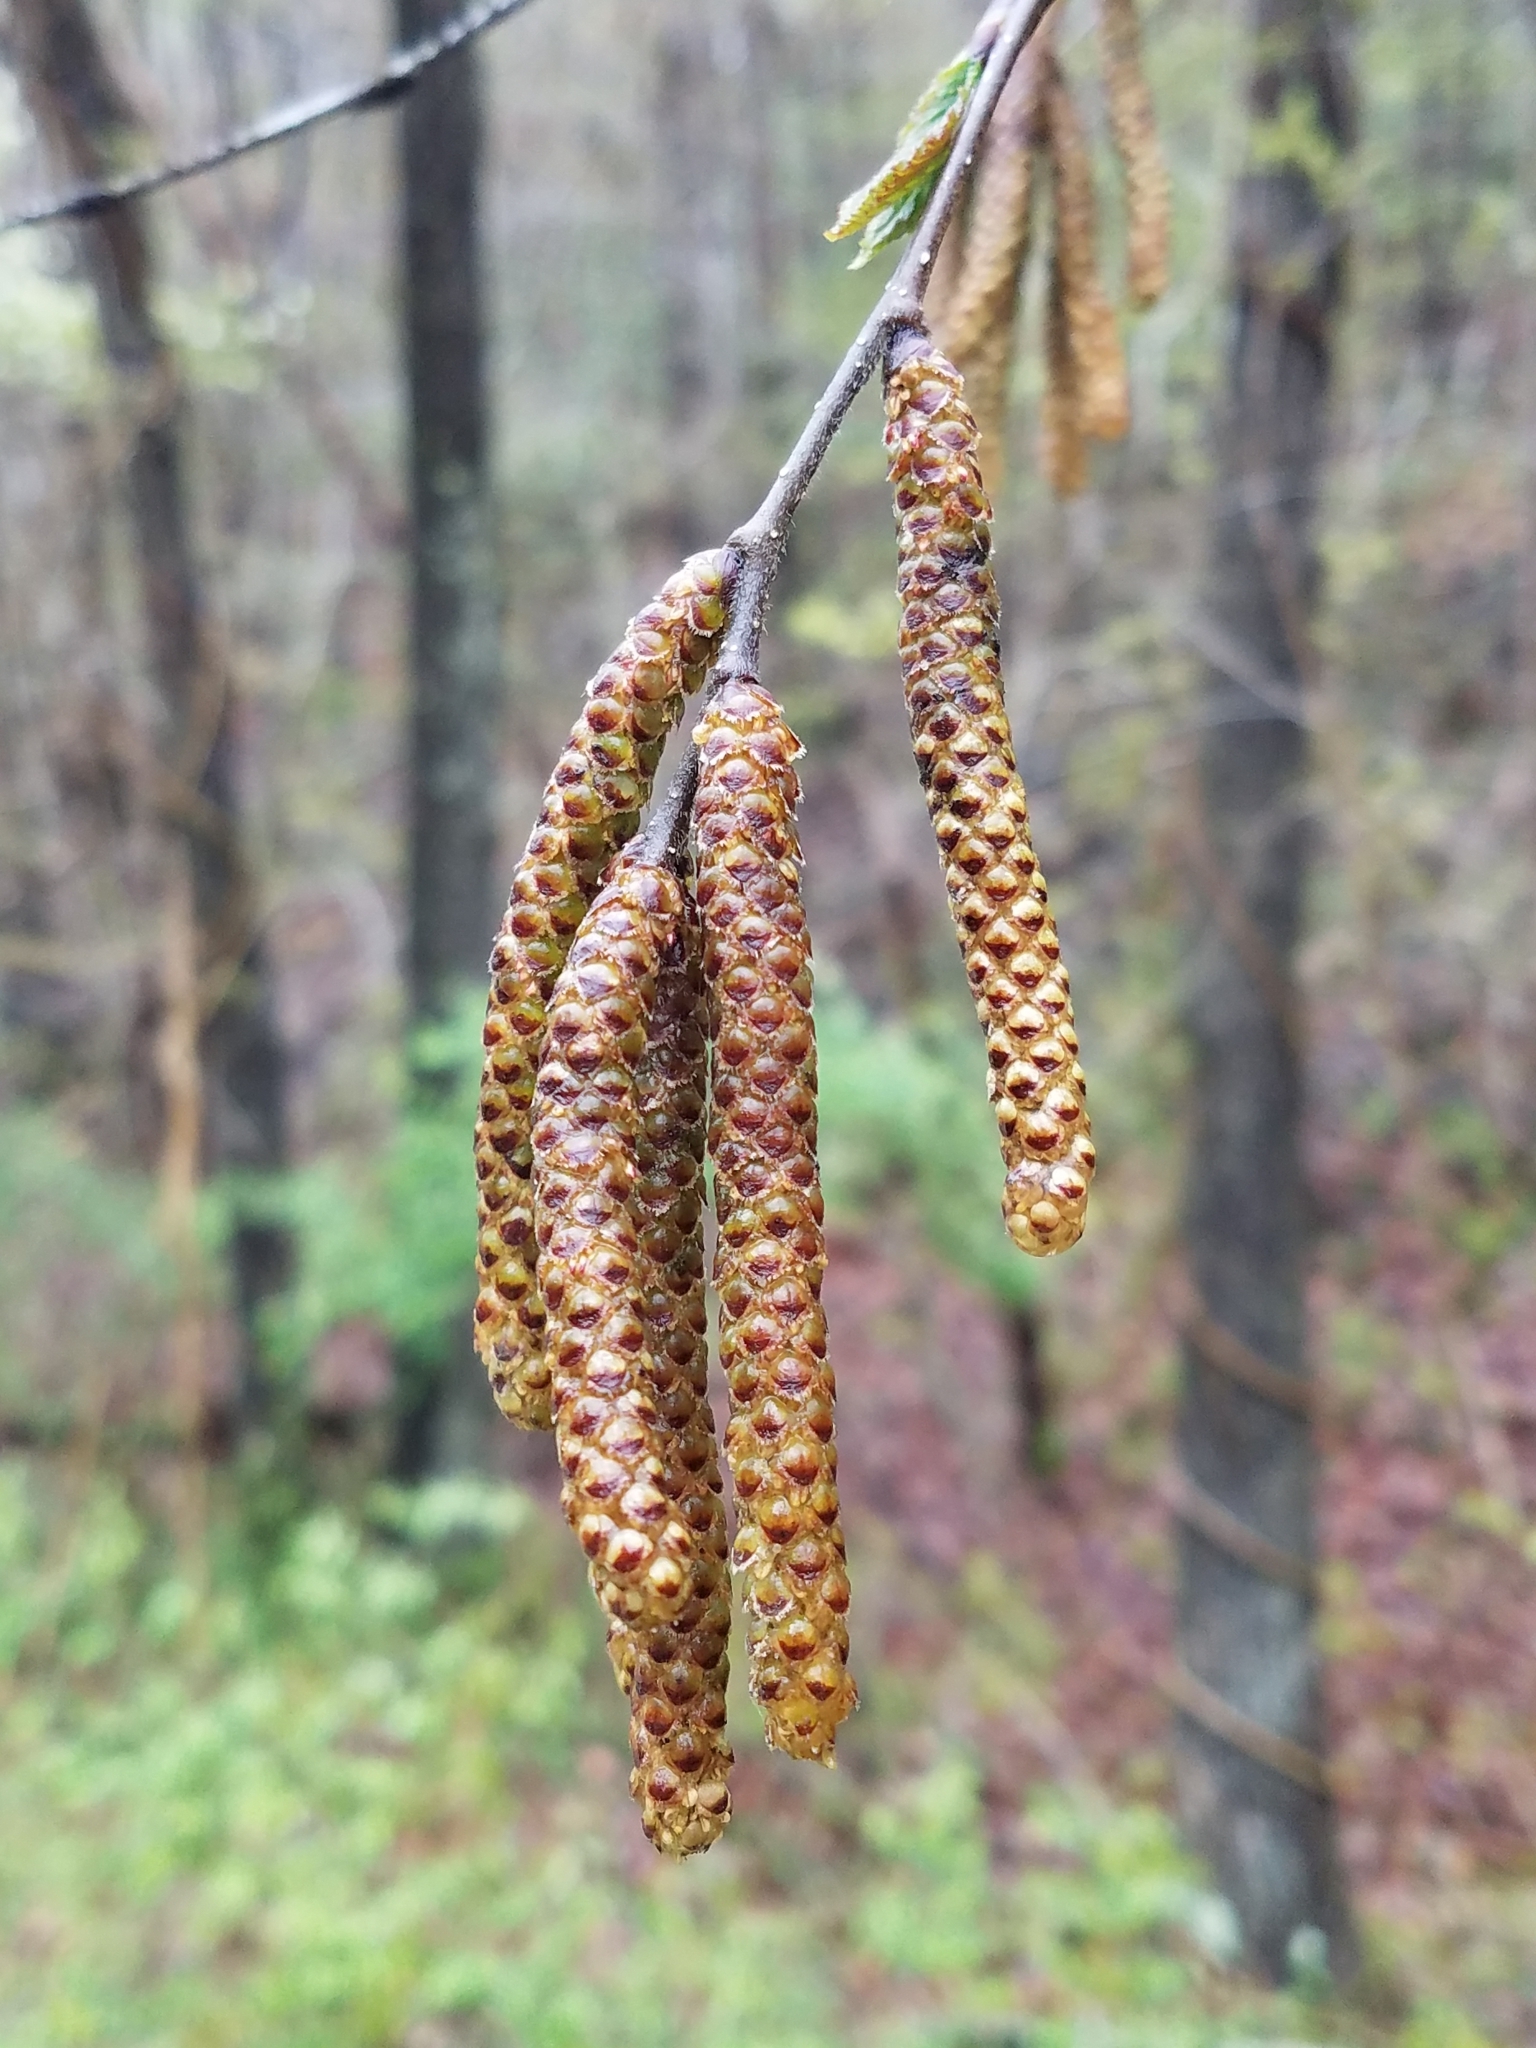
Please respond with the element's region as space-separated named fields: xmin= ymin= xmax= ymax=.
xmin=474 ymin=559 xmax=856 ymax=1857
xmin=932 ymin=0 xmax=1169 ymax=494
xmin=475 ymin=305 xmax=1094 ymax=1868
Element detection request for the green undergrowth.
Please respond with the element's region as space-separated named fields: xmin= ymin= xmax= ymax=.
xmin=0 ymin=1464 xmax=1489 ymax=2048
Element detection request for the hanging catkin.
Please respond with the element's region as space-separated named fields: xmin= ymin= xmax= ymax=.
xmin=532 ymin=850 xmax=706 ymax=1631
xmin=1041 ymin=54 xmax=1130 ymax=446
xmin=1097 ymin=0 xmax=1170 ymax=310
xmin=474 ymin=553 xmax=729 ymax=1430
xmin=694 ymin=680 xmax=857 ymax=1764
xmin=885 ymin=333 xmax=1095 ymax=1256
xmin=932 ymin=40 xmax=1046 ymax=466
xmin=613 ymin=883 xmax=734 ymax=1855
xmin=1041 ymin=239 xmax=1090 ymax=499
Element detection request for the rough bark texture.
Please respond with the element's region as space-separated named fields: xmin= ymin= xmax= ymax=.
xmin=395 ymin=0 xmax=502 ymax=1023
xmin=10 ymin=0 xmax=288 ymax=1408
xmin=1175 ymin=0 xmax=1359 ymax=1984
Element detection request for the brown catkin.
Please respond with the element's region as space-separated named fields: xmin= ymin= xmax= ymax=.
xmin=1097 ymin=0 xmax=1171 ymax=310
xmin=933 ymin=42 xmax=1046 ymax=466
xmin=474 ymin=553 xmax=729 ymax=1430
xmin=694 ymin=680 xmax=857 ymax=1764
xmin=885 ymin=335 xmax=1096 ymax=1256
xmin=1041 ymin=55 xmax=1130 ymax=445
xmin=532 ymin=850 xmax=704 ymax=1632
xmin=612 ymin=885 xmax=733 ymax=1856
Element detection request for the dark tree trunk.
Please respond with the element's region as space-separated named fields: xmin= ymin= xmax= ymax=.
xmin=392 ymin=0 xmax=501 ymax=1477
xmin=9 ymin=0 xmax=289 ymax=1418
xmin=1174 ymin=0 xmax=1360 ymax=1986
xmin=395 ymin=0 xmax=501 ymax=1028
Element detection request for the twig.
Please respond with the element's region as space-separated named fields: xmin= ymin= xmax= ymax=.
xmin=0 ymin=0 xmax=542 ymax=235
xmin=655 ymin=0 xmax=1058 ymax=835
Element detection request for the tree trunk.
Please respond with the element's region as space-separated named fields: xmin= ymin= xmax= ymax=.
xmin=1174 ymin=0 xmax=1360 ymax=1986
xmin=395 ymin=0 xmax=501 ymax=1028
xmin=9 ymin=0 xmax=289 ymax=1423
xmin=392 ymin=0 xmax=501 ymax=1477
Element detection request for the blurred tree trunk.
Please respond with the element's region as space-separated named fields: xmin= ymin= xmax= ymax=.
xmin=648 ymin=11 xmax=724 ymax=565
xmin=8 ymin=0 xmax=289 ymax=1425
xmin=1174 ymin=0 xmax=1360 ymax=1985
xmin=393 ymin=0 xmax=501 ymax=1475
xmin=395 ymin=0 xmax=501 ymax=1027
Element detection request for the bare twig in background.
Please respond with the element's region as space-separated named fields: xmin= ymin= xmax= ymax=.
xmin=0 ymin=0 xmax=543 ymax=235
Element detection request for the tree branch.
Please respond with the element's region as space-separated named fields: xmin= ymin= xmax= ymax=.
xmin=0 ymin=0 xmax=543 ymax=235
xmin=653 ymin=0 xmax=1058 ymax=845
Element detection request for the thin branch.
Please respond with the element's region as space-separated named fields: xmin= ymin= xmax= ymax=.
xmin=654 ymin=0 xmax=1058 ymax=832
xmin=634 ymin=747 xmax=700 ymax=873
xmin=0 ymin=0 xmax=542 ymax=235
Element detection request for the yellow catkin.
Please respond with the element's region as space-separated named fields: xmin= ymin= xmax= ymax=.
xmin=1097 ymin=0 xmax=1171 ymax=310
xmin=933 ymin=41 xmax=1047 ymax=466
xmin=885 ymin=334 xmax=1096 ymax=1255
xmin=1042 ymin=241 xmax=1090 ymax=499
xmin=474 ymin=553 xmax=728 ymax=1430
xmin=694 ymin=680 xmax=858 ymax=1764
xmin=612 ymin=882 xmax=734 ymax=1856
xmin=532 ymin=851 xmax=704 ymax=1631
xmin=1041 ymin=55 xmax=1130 ymax=445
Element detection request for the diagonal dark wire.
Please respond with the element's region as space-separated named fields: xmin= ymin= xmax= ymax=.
xmin=0 ymin=0 xmax=542 ymax=235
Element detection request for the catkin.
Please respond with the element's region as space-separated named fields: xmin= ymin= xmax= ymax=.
xmin=532 ymin=851 xmax=704 ymax=1632
xmin=1042 ymin=242 xmax=1090 ymax=499
xmin=1097 ymin=0 xmax=1170 ymax=310
xmin=1041 ymin=56 xmax=1130 ymax=445
xmin=613 ymin=885 xmax=733 ymax=1856
xmin=474 ymin=553 xmax=729 ymax=1430
xmin=885 ymin=335 xmax=1095 ymax=1256
xmin=694 ymin=680 xmax=858 ymax=1764
xmin=933 ymin=42 xmax=1046 ymax=465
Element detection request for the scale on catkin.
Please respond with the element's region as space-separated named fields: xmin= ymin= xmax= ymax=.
xmin=531 ymin=849 xmax=704 ymax=1632
xmin=615 ymin=882 xmax=734 ymax=1855
xmin=474 ymin=553 xmax=728 ymax=1431
xmin=885 ymin=332 xmax=1096 ymax=1254
xmin=695 ymin=680 xmax=857 ymax=1764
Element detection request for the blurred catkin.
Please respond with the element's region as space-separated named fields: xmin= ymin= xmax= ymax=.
xmin=1042 ymin=242 xmax=1090 ymax=499
xmin=932 ymin=41 xmax=1046 ymax=469
xmin=531 ymin=851 xmax=705 ymax=1633
xmin=694 ymin=680 xmax=857 ymax=1764
xmin=474 ymin=553 xmax=729 ymax=1430
xmin=613 ymin=884 xmax=733 ymax=1855
xmin=885 ymin=335 xmax=1095 ymax=1255
xmin=1097 ymin=0 xmax=1170 ymax=309
xmin=1042 ymin=55 xmax=1130 ymax=446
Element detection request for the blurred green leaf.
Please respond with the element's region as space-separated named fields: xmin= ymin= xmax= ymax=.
xmin=825 ymin=50 xmax=983 ymax=269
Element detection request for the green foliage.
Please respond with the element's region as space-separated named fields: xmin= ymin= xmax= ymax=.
xmin=244 ymin=992 xmax=485 ymax=1386
xmin=815 ymin=970 xmax=1038 ymax=1308
xmin=825 ymin=49 xmax=983 ymax=269
xmin=3 ymin=1471 xmax=1464 ymax=2048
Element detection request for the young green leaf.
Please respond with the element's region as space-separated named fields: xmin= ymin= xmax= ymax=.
xmin=825 ymin=50 xmax=984 ymax=269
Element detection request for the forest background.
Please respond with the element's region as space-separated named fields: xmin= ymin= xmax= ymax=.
xmin=0 ymin=0 xmax=1533 ymax=2042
